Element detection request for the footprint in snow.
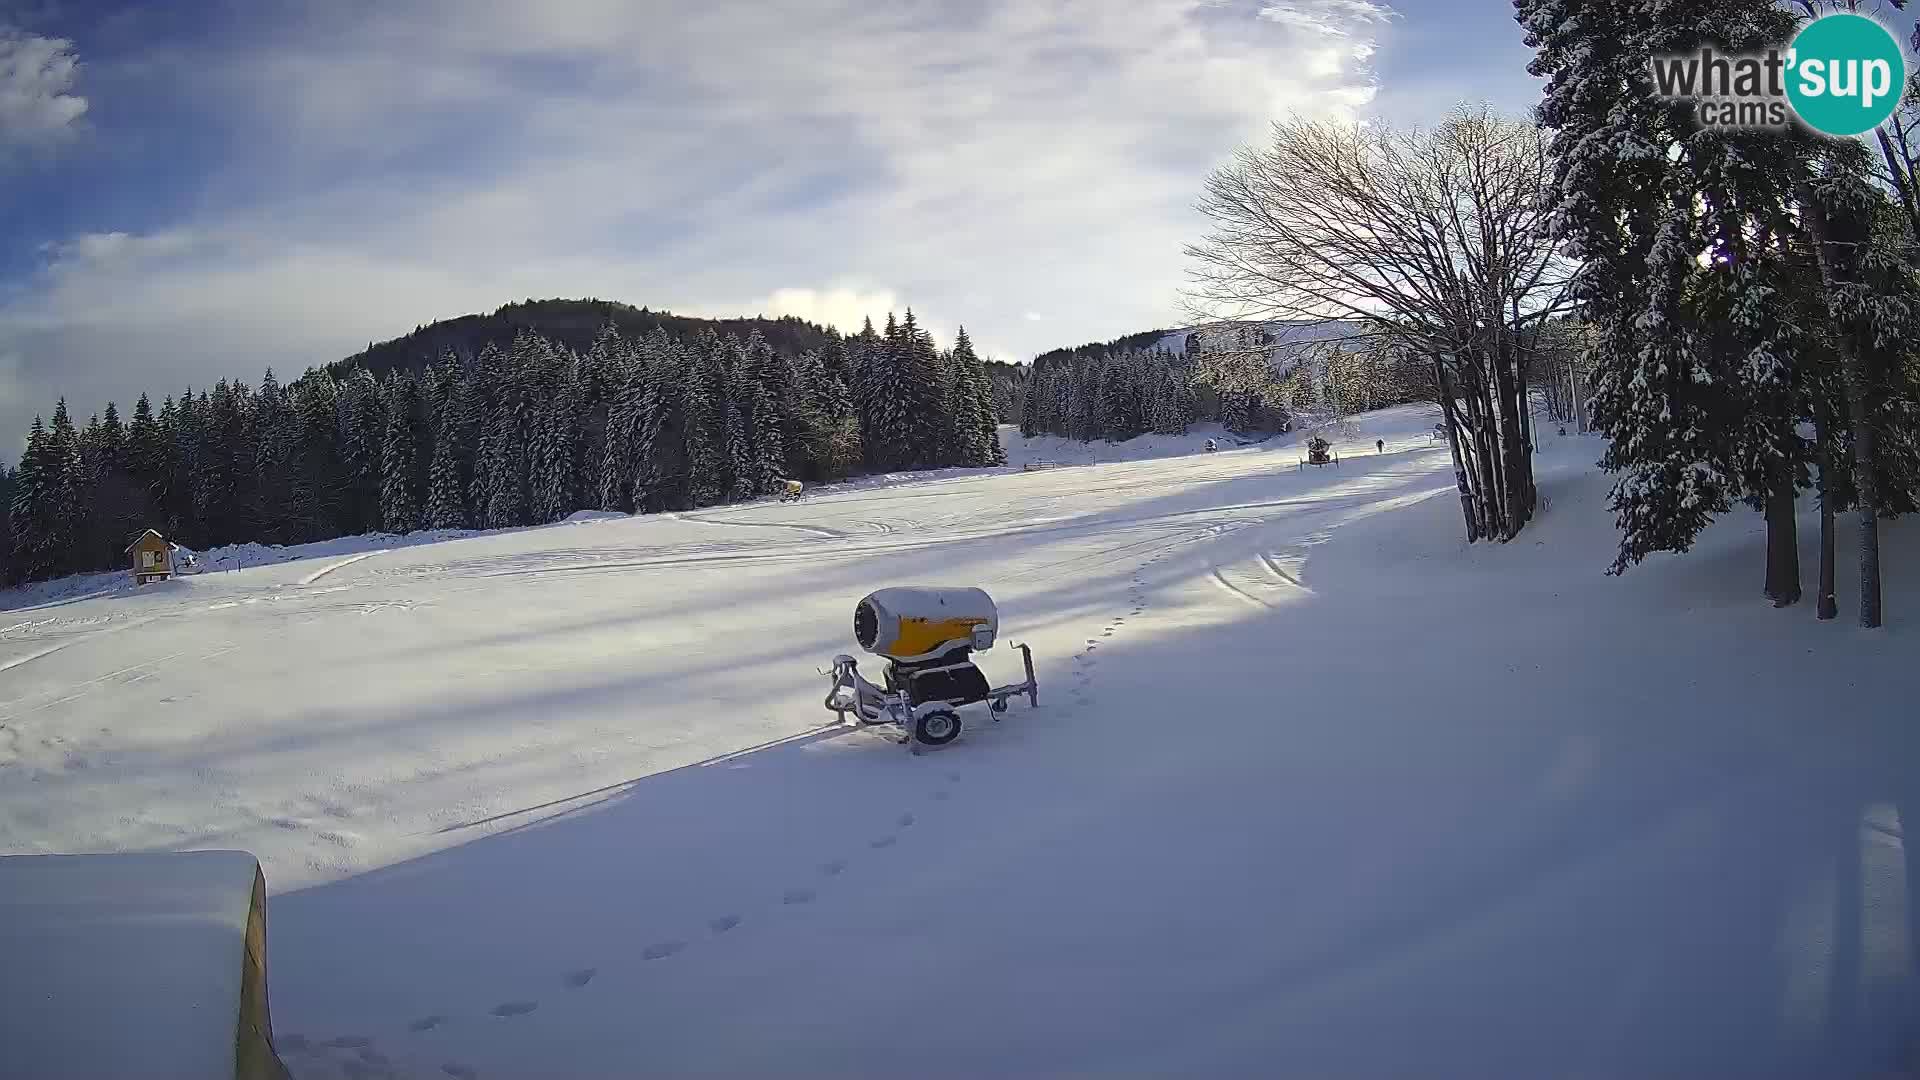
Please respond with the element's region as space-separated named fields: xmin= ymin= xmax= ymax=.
xmin=710 ymin=914 xmax=742 ymax=934
xmin=820 ymin=859 xmax=847 ymax=876
xmin=932 ymin=789 xmax=951 ymax=801
xmin=784 ymin=888 xmax=817 ymax=905
xmin=643 ymin=941 xmax=685 ymax=960
xmin=357 ymin=1048 xmax=391 ymax=1067
xmin=870 ymin=835 xmax=898 ymax=849
xmin=324 ymin=1035 xmax=372 ymax=1050
xmin=898 ymin=812 xmax=915 ymax=827
xmin=945 ymin=771 xmax=961 ymax=783
xmin=1103 ymin=630 xmax=1113 ymax=636
xmin=564 ymin=968 xmax=596 ymax=988
xmin=407 ymin=1016 xmax=448 ymax=1033
xmin=490 ymin=1001 xmax=538 ymax=1018
xmin=443 ymin=1064 xmax=479 ymax=1080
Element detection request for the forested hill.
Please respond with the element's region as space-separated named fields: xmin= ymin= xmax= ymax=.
xmin=334 ymin=299 xmax=842 ymax=379
xmin=1031 ymin=327 xmax=1180 ymax=366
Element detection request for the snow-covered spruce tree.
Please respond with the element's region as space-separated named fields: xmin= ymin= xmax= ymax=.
xmin=380 ymin=371 xmax=423 ymax=534
xmin=741 ymin=330 xmax=789 ymax=494
xmin=682 ymin=335 xmax=725 ymax=508
xmin=1066 ymin=356 xmax=1096 ymax=442
xmin=1019 ymin=361 xmax=1045 ymax=438
xmin=1101 ymin=350 xmax=1141 ymax=442
xmin=77 ymin=401 xmax=139 ymax=569
xmin=720 ymin=339 xmax=755 ymax=503
xmin=858 ymin=314 xmax=908 ymax=472
xmin=530 ymin=359 xmax=582 ymax=524
xmin=598 ymin=356 xmax=640 ymax=513
xmin=128 ymin=393 xmax=167 ymax=526
xmin=288 ymin=370 xmax=345 ymax=541
xmin=252 ymin=368 xmax=308 ymax=545
xmin=1798 ymin=144 xmax=1920 ymax=627
xmin=473 ymin=334 xmax=539 ymax=528
xmin=1520 ymin=0 xmax=1827 ymax=593
xmin=196 ymin=381 xmax=253 ymax=546
xmin=951 ymin=328 xmax=1003 ymax=465
xmin=159 ymin=391 xmax=199 ymax=546
xmin=896 ymin=310 xmax=948 ymax=469
xmin=337 ymin=366 xmax=385 ymax=535
xmin=9 ymin=418 xmax=67 ymax=580
xmin=1155 ymin=365 xmax=1193 ymax=435
xmin=627 ymin=343 xmax=676 ymax=512
xmin=425 ymin=362 xmax=473 ymax=529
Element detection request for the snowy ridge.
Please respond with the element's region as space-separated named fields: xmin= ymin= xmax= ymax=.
xmin=1150 ymin=317 xmax=1372 ymax=356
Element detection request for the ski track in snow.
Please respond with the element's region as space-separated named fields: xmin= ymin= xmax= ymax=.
xmin=299 ymin=551 xmax=389 ymax=586
xmin=278 ymin=520 xmax=1173 ymax=1078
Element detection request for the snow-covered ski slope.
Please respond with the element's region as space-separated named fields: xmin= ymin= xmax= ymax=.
xmin=4 ymin=403 xmax=1919 ymax=1078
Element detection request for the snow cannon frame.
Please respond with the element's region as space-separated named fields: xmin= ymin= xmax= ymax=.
xmin=824 ymin=587 xmax=1038 ymax=751
xmin=1298 ymin=435 xmax=1341 ymax=470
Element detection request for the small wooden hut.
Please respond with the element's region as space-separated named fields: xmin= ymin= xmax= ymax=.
xmin=127 ymin=529 xmax=174 ymax=585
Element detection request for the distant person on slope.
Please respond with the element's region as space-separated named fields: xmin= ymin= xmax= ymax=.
xmin=1376 ymin=439 xmax=1384 ymax=454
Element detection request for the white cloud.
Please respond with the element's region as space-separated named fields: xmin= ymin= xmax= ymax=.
xmin=1257 ymin=1 xmax=1394 ymax=37
xmin=754 ymin=287 xmax=903 ymax=336
xmin=0 ymin=28 xmax=87 ymax=149
xmin=44 ymin=230 xmax=201 ymax=271
xmin=0 ymin=0 xmax=1391 ymax=442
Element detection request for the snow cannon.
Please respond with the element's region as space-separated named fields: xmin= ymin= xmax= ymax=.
xmin=854 ymin=586 xmax=998 ymax=661
xmin=825 ymin=586 xmax=1038 ymax=750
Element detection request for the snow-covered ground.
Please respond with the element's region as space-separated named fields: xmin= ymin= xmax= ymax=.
xmin=4 ymin=403 xmax=1918 ymax=1078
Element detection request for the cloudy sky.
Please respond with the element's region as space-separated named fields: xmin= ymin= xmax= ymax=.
xmin=0 ymin=0 xmax=1539 ymax=447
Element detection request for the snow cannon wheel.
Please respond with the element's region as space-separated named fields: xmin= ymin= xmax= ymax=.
xmin=990 ymin=697 xmax=1008 ymax=715
xmin=914 ymin=709 xmax=962 ymax=746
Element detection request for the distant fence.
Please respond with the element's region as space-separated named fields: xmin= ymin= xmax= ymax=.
xmin=1022 ymin=459 xmax=1061 ymax=472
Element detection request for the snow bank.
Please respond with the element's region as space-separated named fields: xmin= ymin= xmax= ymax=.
xmin=0 ymin=850 xmax=282 ymax=1080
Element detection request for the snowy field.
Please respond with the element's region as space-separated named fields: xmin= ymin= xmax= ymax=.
xmin=4 ymin=404 xmax=1919 ymax=1078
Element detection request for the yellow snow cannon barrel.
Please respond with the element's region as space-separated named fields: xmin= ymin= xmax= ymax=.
xmin=853 ymin=587 xmax=998 ymax=662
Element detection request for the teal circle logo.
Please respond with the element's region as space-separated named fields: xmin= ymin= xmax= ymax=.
xmin=1787 ymin=13 xmax=1905 ymax=137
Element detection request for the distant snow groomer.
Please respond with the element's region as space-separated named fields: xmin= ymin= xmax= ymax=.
xmin=823 ymin=587 xmax=1038 ymax=749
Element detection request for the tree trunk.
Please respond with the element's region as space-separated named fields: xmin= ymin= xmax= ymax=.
xmin=1800 ymin=181 xmax=1884 ymax=629
xmin=1436 ymin=361 xmax=1481 ymax=542
xmin=1764 ymin=464 xmax=1801 ymax=607
xmin=1876 ymin=128 xmax=1920 ymax=248
xmin=1847 ymin=368 xmax=1883 ymax=628
xmin=1510 ymin=338 xmax=1537 ymax=523
xmin=1462 ymin=369 xmax=1504 ymax=539
xmin=1816 ymin=411 xmax=1838 ymax=621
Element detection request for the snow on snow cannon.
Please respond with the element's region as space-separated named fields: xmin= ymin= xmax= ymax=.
xmin=824 ymin=587 xmax=1038 ymax=750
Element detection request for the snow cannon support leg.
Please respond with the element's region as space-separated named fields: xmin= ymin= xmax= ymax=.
xmin=986 ymin=643 xmax=1039 ymax=718
xmin=1019 ymin=642 xmax=1037 ymax=708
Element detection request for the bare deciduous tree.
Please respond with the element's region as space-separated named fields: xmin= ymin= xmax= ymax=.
xmin=1184 ymin=105 xmax=1572 ymax=541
